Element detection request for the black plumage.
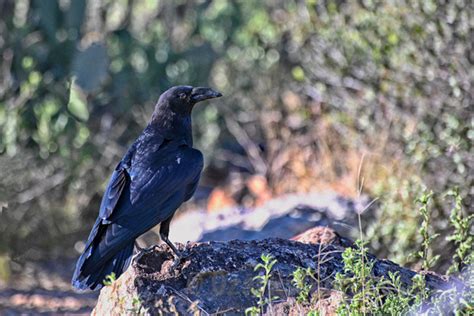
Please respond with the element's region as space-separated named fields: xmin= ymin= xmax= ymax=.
xmin=72 ymin=86 xmax=222 ymax=291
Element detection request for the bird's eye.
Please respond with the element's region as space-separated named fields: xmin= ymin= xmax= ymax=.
xmin=178 ymin=93 xmax=187 ymax=99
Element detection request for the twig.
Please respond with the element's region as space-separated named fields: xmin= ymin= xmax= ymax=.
xmin=223 ymin=112 xmax=268 ymax=175
xmin=276 ymin=269 xmax=289 ymax=300
xmin=167 ymin=286 xmax=210 ymax=315
xmin=16 ymin=172 xmax=66 ymax=204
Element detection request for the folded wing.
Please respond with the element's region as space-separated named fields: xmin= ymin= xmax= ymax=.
xmin=73 ymin=143 xmax=203 ymax=288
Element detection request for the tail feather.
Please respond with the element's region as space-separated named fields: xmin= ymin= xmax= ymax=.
xmin=72 ymin=218 xmax=135 ymax=291
xmin=72 ymin=241 xmax=134 ymax=291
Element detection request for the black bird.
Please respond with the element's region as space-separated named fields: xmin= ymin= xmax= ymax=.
xmin=72 ymin=86 xmax=222 ymax=291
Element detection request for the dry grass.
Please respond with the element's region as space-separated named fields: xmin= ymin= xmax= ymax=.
xmin=270 ymin=113 xmax=417 ymax=202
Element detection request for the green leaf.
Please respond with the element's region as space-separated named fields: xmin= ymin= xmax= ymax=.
xmin=292 ymin=66 xmax=305 ymax=81
xmin=68 ymin=80 xmax=89 ymax=121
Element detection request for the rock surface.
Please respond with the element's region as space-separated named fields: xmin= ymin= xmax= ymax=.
xmin=93 ymin=227 xmax=453 ymax=315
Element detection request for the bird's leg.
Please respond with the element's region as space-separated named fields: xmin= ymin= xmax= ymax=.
xmin=160 ymin=233 xmax=182 ymax=259
xmin=159 ymin=216 xmax=182 ymax=259
xmin=132 ymin=240 xmax=160 ymax=267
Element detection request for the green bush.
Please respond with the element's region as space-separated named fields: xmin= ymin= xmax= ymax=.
xmin=292 ymin=190 xmax=473 ymax=315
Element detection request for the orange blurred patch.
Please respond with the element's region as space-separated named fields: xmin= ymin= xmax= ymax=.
xmin=206 ymin=187 xmax=237 ymax=212
xmin=247 ymin=174 xmax=272 ymax=206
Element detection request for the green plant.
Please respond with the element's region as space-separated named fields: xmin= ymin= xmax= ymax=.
xmin=377 ymin=271 xmax=413 ymax=315
xmin=333 ymin=240 xmax=437 ymax=315
xmin=245 ymin=253 xmax=279 ymax=316
xmin=292 ymin=266 xmax=316 ymax=304
xmin=287 ymin=185 xmax=474 ymax=315
xmin=334 ymin=240 xmax=381 ymax=315
xmin=446 ymin=188 xmax=474 ymax=275
xmin=415 ymin=191 xmax=440 ymax=270
xmin=366 ymin=175 xmax=423 ymax=267
xmin=336 ymin=183 xmax=428 ymax=315
xmin=410 ymin=274 xmax=430 ymax=307
xmin=103 ymin=272 xmax=117 ymax=286
xmin=333 ymin=185 xmax=474 ymax=315
xmin=127 ymin=295 xmax=148 ymax=315
xmin=457 ymin=265 xmax=474 ymax=313
xmin=411 ymin=267 xmax=474 ymax=315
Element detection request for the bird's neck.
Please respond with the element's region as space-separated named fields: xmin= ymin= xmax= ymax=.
xmin=149 ymin=109 xmax=193 ymax=146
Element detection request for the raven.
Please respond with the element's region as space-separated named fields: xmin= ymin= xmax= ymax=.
xmin=72 ymin=86 xmax=222 ymax=291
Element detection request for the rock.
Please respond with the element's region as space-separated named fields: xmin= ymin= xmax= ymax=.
xmin=169 ymin=191 xmax=372 ymax=244
xmin=93 ymin=227 xmax=454 ymax=315
xmin=291 ymin=226 xmax=354 ymax=248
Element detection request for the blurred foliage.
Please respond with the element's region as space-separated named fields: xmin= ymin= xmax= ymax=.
xmin=0 ymin=0 xmax=472 ymax=274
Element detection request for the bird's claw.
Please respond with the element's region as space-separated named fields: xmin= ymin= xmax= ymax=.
xmin=132 ymin=244 xmax=159 ymax=266
xmin=170 ymin=257 xmax=181 ymax=270
xmin=135 ymin=244 xmax=158 ymax=254
xmin=143 ymin=244 xmax=159 ymax=253
xmin=170 ymin=254 xmax=187 ymax=270
xmin=169 ymin=247 xmax=192 ymax=270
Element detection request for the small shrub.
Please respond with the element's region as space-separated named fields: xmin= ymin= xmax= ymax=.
xmin=446 ymin=188 xmax=474 ymax=275
xmin=103 ymin=272 xmax=117 ymax=286
xmin=127 ymin=296 xmax=148 ymax=315
xmin=415 ymin=190 xmax=440 ymax=270
xmin=292 ymin=266 xmax=315 ymax=304
xmin=246 ymin=253 xmax=279 ymax=316
xmin=334 ymin=240 xmax=380 ymax=315
xmin=333 ymin=187 xmax=473 ymax=315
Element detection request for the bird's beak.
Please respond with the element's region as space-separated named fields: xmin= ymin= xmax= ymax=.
xmin=191 ymin=87 xmax=222 ymax=103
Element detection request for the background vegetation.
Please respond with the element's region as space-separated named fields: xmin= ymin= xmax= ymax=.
xmin=0 ymin=0 xmax=472 ymax=285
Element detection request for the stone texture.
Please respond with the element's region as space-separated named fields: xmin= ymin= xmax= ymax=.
xmin=93 ymin=227 xmax=454 ymax=315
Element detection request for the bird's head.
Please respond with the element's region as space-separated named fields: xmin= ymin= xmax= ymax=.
xmin=155 ymin=85 xmax=222 ymax=117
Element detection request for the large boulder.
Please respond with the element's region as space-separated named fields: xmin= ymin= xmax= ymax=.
xmin=92 ymin=227 xmax=453 ymax=315
xmin=167 ymin=192 xmax=373 ymax=244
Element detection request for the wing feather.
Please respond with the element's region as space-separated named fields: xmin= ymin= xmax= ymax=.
xmin=97 ymin=141 xmax=140 ymax=223
xmin=83 ymin=146 xmax=203 ymax=269
xmin=99 ymin=169 xmax=128 ymax=223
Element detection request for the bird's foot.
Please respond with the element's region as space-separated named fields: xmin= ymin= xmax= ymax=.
xmin=170 ymin=253 xmax=188 ymax=270
xmin=143 ymin=244 xmax=159 ymax=253
xmin=170 ymin=257 xmax=181 ymax=270
xmin=132 ymin=243 xmax=159 ymax=266
xmin=169 ymin=247 xmax=193 ymax=270
xmin=135 ymin=242 xmax=158 ymax=254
